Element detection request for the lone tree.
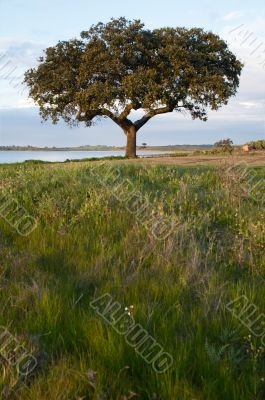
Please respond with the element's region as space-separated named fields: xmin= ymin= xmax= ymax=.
xmin=24 ymin=17 xmax=243 ymax=157
xmin=214 ymin=138 xmax=234 ymax=154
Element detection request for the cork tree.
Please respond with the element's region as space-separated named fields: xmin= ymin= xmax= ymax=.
xmin=24 ymin=17 xmax=243 ymax=157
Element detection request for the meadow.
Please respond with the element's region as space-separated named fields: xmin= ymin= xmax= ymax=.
xmin=0 ymin=160 xmax=264 ymax=399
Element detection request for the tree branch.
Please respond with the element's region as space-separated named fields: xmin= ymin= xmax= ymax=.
xmin=102 ymin=108 xmax=134 ymax=131
xmin=118 ymin=102 xmax=141 ymax=121
xmin=76 ymin=107 xmax=119 ymax=123
xmin=118 ymin=104 xmax=134 ymax=121
xmin=134 ymin=105 xmax=174 ymax=131
xmin=76 ymin=106 xmax=134 ymax=133
xmin=100 ymin=108 xmax=119 ymax=123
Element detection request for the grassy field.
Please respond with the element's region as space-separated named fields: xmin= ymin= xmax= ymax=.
xmin=0 ymin=160 xmax=264 ymax=399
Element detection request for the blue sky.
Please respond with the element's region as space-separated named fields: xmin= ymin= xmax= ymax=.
xmin=0 ymin=0 xmax=264 ymax=146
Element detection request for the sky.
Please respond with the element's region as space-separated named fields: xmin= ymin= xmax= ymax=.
xmin=0 ymin=0 xmax=264 ymax=147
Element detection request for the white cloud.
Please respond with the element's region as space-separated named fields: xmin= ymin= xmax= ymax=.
xmin=239 ymin=101 xmax=260 ymax=108
xmin=16 ymin=98 xmax=37 ymax=108
xmin=219 ymin=17 xmax=265 ymax=129
xmin=221 ymin=11 xmax=243 ymax=21
xmin=0 ymin=37 xmax=46 ymax=69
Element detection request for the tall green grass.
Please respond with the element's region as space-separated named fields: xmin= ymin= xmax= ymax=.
xmin=0 ymin=161 xmax=264 ymax=399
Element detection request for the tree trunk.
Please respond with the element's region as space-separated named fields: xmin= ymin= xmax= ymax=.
xmin=125 ymin=125 xmax=137 ymax=158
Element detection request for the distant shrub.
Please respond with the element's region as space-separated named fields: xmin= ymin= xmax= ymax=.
xmin=192 ymin=149 xmax=222 ymax=156
xmin=170 ymin=152 xmax=189 ymax=157
xmin=192 ymin=150 xmax=206 ymax=155
xmin=248 ymin=140 xmax=265 ymax=150
xmin=24 ymin=160 xmax=49 ymax=164
xmin=64 ymin=156 xmax=126 ymax=163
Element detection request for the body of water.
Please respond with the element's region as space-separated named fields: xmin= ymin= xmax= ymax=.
xmin=0 ymin=150 xmax=168 ymax=164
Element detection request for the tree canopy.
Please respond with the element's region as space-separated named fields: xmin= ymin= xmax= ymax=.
xmin=24 ymin=17 xmax=243 ymax=157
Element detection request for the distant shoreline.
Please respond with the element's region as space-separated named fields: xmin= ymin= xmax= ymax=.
xmin=0 ymin=145 xmax=213 ymax=152
xmin=0 ymin=149 xmax=125 ymax=152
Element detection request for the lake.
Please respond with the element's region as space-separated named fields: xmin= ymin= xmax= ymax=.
xmin=0 ymin=150 xmax=169 ymax=164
